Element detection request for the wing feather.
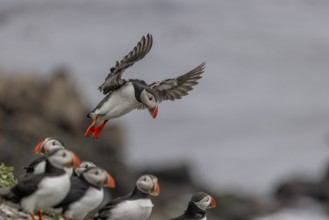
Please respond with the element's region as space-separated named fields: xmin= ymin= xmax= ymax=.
xmin=149 ymin=62 xmax=205 ymax=102
xmin=98 ymin=34 xmax=153 ymax=94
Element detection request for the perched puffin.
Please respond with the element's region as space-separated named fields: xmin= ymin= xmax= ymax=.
xmin=93 ymin=174 xmax=160 ymax=220
xmin=171 ymin=192 xmax=216 ymax=220
xmin=53 ymin=166 xmax=115 ymax=220
xmin=23 ymin=138 xmax=67 ymax=176
xmin=85 ymin=34 xmax=205 ymax=138
xmin=0 ymin=148 xmax=80 ymax=220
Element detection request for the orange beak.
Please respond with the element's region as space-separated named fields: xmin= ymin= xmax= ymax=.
xmin=209 ymin=196 xmax=216 ymax=208
xmin=34 ymin=140 xmax=45 ymax=155
xmin=150 ymin=181 xmax=160 ymax=196
xmin=149 ymin=103 xmax=158 ymax=119
xmin=67 ymin=152 xmax=81 ymax=169
xmin=103 ymin=172 xmax=116 ymax=188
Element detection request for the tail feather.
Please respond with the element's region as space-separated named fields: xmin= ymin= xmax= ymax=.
xmin=0 ymin=188 xmax=19 ymax=204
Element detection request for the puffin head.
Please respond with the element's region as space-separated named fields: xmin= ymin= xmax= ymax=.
xmin=34 ymin=137 xmax=65 ymax=155
xmin=81 ymin=167 xmax=115 ymax=188
xmin=75 ymin=161 xmax=97 ymax=176
xmin=47 ymin=149 xmax=80 ymax=170
xmin=190 ymin=192 xmax=216 ymax=210
xmin=140 ymin=89 xmax=158 ymax=119
xmin=136 ymin=174 xmax=160 ymax=196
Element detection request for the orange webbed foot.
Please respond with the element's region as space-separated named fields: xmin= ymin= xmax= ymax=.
xmin=92 ymin=120 xmax=108 ymax=139
xmin=85 ymin=117 xmax=98 ymax=137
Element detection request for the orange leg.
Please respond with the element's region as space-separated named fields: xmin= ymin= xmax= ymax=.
xmin=38 ymin=210 xmax=43 ymax=220
xmin=92 ymin=120 xmax=109 ymax=139
xmin=85 ymin=117 xmax=98 ymax=137
xmin=30 ymin=213 xmax=36 ymax=220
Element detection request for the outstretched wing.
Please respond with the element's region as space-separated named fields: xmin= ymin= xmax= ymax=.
xmin=149 ymin=62 xmax=205 ymax=102
xmin=98 ymin=34 xmax=153 ymax=94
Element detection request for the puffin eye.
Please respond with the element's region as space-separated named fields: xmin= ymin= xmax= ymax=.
xmin=52 ymin=141 xmax=56 ymax=145
xmin=62 ymin=152 xmax=66 ymax=157
xmin=95 ymin=171 xmax=99 ymax=175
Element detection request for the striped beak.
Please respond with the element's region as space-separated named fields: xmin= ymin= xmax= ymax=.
xmin=209 ymin=196 xmax=216 ymax=208
xmin=34 ymin=140 xmax=45 ymax=155
xmin=66 ymin=152 xmax=81 ymax=169
xmin=148 ymin=103 xmax=158 ymax=119
xmin=150 ymin=180 xmax=160 ymax=196
xmin=102 ymin=172 xmax=116 ymax=188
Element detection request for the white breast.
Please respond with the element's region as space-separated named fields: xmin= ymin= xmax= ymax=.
xmin=109 ymin=199 xmax=153 ymax=220
xmin=94 ymin=82 xmax=139 ymax=119
xmin=20 ymin=174 xmax=71 ymax=213
xmin=64 ymin=187 xmax=104 ymax=220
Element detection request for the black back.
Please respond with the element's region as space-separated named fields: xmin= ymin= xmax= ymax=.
xmin=54 ymin=176 xmax=91 ymax=213
xmin=171 ymin=202 xmax=206 ymax=220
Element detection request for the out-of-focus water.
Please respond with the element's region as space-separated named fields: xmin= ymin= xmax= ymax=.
xmin=1 ymin=0 xmax=329 ymax=195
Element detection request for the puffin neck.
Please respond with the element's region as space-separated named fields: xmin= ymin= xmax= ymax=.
xmin=132 ymin=81 xmax=146 ymax=103
xmin=185 ymin=201 xmax=206 ymax=219
xmin=45 ymin=160 xmax=66 ymax=176
xmin=130 ymin=186 xmax=150 ymax=200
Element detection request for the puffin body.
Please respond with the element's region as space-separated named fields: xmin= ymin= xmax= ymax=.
xmin=85 ymin=34 xmax=205 ymax=138
xmin=55 ymin=167 xmax=115 ymax=220
xmin=171 ymin=192 xmax=216 ymax=220
xmin=0 ymin=149 xmax=80 ymax=220
xmin=104 ymin=198 xmax=153 ymax=220
xmin=20 ymin=169 xmax=70 ymax=212
xmin=89 ymin=82 xmax=140 ymax=120
xmin=94 ymin=174 xmax=160 ymax=220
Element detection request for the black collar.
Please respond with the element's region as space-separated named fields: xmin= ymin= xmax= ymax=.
xmin=184 ymin=202 xmax=206 ymax=219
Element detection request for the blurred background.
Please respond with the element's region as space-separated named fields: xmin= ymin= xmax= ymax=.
xmin=1 ymin=0 xmax=329 ymax=219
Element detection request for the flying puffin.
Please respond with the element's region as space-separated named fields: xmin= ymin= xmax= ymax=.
xmin=85 ymin=34 xmax=205 ymax=138
xmin=171 ymin=192 xmax=216 ymax=220
xmin=53 ymin=166 xmax=115 ymax=220
xmin=23 ymin=138 xmax=67 ymax=176
xmin=0 ymin=148 xmax=80 ymax=220
xmin=93 ymin=174 xmax=160 ymax=220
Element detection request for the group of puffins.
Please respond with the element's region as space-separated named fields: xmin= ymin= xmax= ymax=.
xmin=1 ymin=34 xmax=216 ymax=219
xmin=0 ymin=137 xmax=216 ymax=220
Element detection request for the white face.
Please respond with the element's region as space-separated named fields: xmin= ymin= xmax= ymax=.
xmin=81 ymin=167 xmax=115 ymax=188
xmin=193 ymin=195 xmax=213 ymax=210
xmin=47 ymin=149 xmax=75 ymax=169
xmin=140 ymin=90 xmax=157 ymax=109
xmin=82 ymin=167 xmax=107 ymax=186
xmin=41 ymin=138 xmax=65 ymax=154
xmin=136 ymin=175 xmax=160 ymax=196
xmin=75 ymin=161 xmax=96 ymax=176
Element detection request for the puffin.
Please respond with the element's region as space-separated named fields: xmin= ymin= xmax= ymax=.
xmin=171 ymin=192 xmax=216 ymax=220
xmin=85 ymin=34 xmax=205 ymax=138
xmin=0 ymin=148 xmax=80 ymax=220
xmin=53 ymin=166 xmax=115 ymax=220
xmin=93 ymin=174 xmax=160 ymax=220
xmin=23 ymin=138 xmax=67 ymax=176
